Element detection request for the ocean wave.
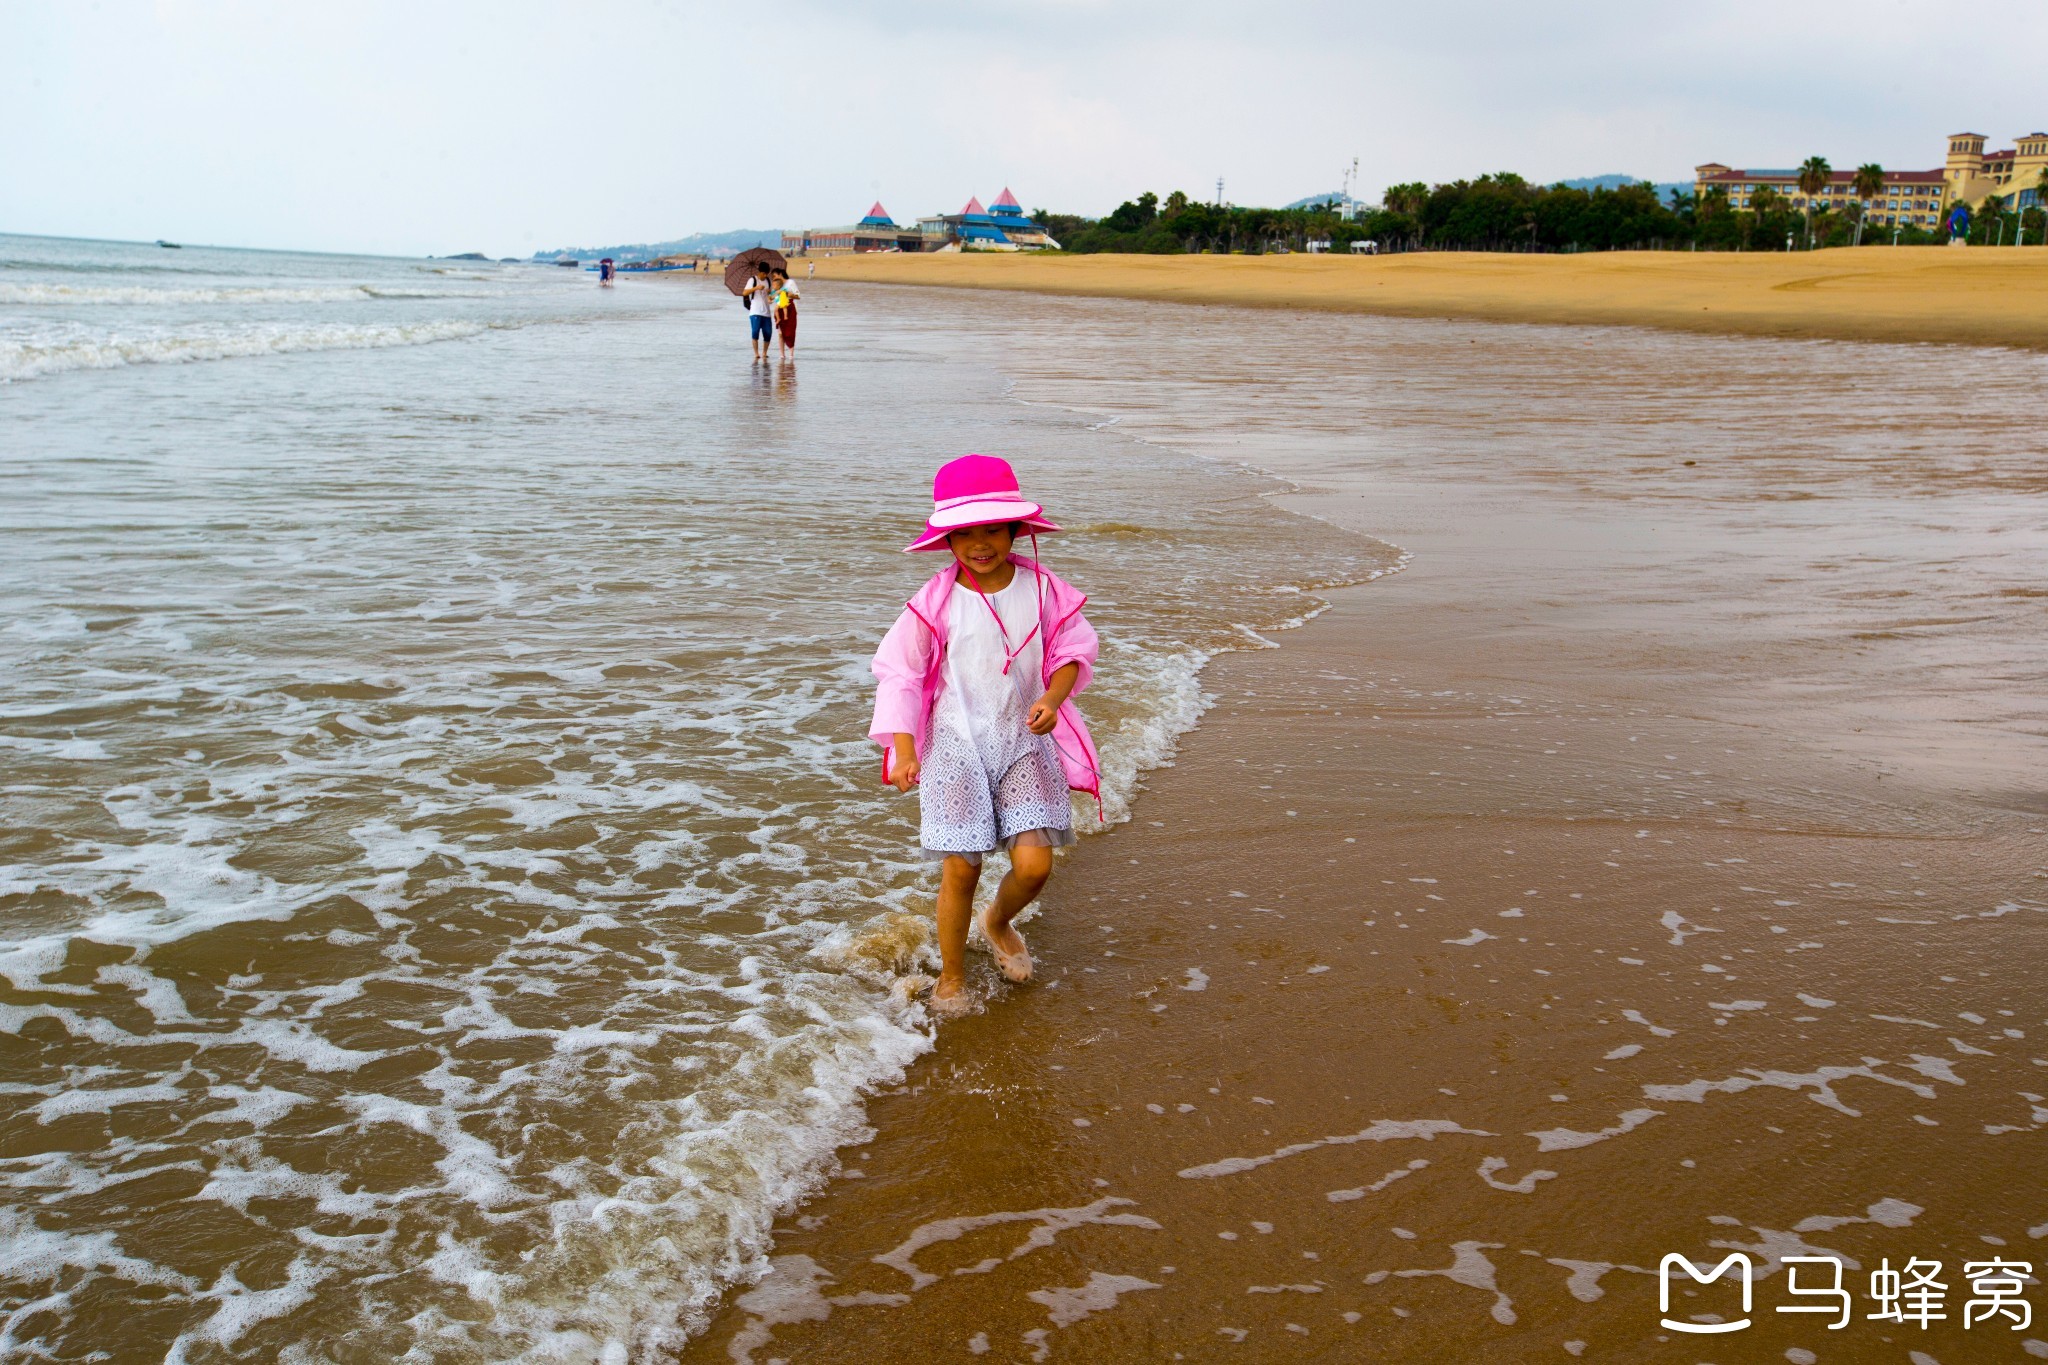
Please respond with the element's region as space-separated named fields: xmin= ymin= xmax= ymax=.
xmin=0 ymin=278 xmax=1405 ymax=1359
xmin=1082 ymin=642 xmax=1211 ymax=831
xmin=0 ymin=931 xmax=934 ymax=1361
xmin=0 ymin=282 xmax=494 ymax=305
xmin=0 ymin=319 xmax=494 ymax=382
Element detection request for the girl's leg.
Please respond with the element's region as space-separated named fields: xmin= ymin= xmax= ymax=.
xmin=984 ymin=843 xmax=1053 ymax=957
xmin=934 ymin=854 xmax=982 ymax=999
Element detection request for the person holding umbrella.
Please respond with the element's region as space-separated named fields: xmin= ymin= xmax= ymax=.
xmin=744 ymin=263 xmax=774 ymax=358
xmin=723 ymin=247 xmax=789 ymax=361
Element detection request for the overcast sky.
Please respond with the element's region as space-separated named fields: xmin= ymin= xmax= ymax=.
xmin=7 ymin=0 xmax=2047 ymax=257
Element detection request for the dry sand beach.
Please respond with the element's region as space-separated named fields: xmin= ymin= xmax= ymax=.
xmin=682 ymin=288 xmax=2048 ymax=1362
xmin=802 ymin=246 xmax=2048 ymax=352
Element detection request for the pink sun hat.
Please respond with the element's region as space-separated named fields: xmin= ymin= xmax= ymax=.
xmin=903 ymin=454 xmax=1061 ymax=553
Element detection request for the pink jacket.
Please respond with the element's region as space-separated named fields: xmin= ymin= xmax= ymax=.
xmin=869 ymin=555 xmax=1102 ymax=813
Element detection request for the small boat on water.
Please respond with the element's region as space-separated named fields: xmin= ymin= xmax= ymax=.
xmin=156 ymin=240 xmax=182 ymax=249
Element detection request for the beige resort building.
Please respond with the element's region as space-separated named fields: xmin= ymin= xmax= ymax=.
xmin=1943 ymin=132 xmax=2048 ymax=211
xmin=1693 ymin=130 xmax=2046 ymax=231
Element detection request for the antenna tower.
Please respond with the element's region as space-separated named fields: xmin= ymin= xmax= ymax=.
xmin=1216 ymin=176 xmax=1225 ymax=207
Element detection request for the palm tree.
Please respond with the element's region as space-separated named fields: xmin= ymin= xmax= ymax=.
xmin=1797 ymin=156 xmax=1832 ymax=249
xmin=1746 ymin=186 xmax=1781 ymax=250
xmin=1970 ymin=196 xmax=2002 ymax=246
xmin=1851 ymin=163 xmax=1886 ymax=246
xmin=1383 ymin=182 xmax=1428 ymax=218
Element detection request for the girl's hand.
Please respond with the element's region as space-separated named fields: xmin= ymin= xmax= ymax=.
xmin=1026 ymin=696 xmax=1060 ymax=736
xmin=890 ymin=735 xmax=919 ymax=792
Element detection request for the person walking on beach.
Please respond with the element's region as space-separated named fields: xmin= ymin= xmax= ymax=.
xmin=743 ymin=262 xmax=774 ymax=360
xmin=771 ymin=267 xmax=799 ymax=360
xmin=871 ymin=455 xmax=1102 ymax=1012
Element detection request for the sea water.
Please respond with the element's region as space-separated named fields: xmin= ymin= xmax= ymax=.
xmin=0 ymin=236 xmax=1394 ymax=1359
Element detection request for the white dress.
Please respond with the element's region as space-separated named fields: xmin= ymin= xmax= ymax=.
xmin=918 ymin=567 xmax=1076 ymax=864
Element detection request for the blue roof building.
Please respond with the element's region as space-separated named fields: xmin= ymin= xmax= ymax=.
xmin=922 ymin=189 xmax=1060 ymax=251
xmin=782 ymin=202 xmax=926 ymax=255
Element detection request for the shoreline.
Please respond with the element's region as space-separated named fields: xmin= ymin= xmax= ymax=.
xmin=786 ymin=246 xmax=2048 ymax=352
xmin=679 ymin=290 xmax=2047 ymax=1362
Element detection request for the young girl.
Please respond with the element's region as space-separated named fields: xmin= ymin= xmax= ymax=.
xmin=870 ymin=454 xmax=1102 ymax=1010
xmin=771 ymin=268 xmax=799 ymax=359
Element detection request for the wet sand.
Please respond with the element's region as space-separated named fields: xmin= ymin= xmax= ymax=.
xmin=681 ymin=296 xmax=2048 ymax=1361
xmin=798 ymin=247 xmax=2048 ymax=352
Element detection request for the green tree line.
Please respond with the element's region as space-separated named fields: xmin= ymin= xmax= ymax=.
xmin=1034 ymin=169 xmax=2048 ymax=254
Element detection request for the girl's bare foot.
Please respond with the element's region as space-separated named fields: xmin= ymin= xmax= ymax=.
xmin=977 ymin=906 xmax=1032 ymax=982
xmin=931 ymin=974 xmax=972 ymax=1015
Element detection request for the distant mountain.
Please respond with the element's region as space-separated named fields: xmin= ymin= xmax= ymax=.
xmin=532 ymin=228 xmax=780 ymax=262
xmin=1284 ymin=190 xmax=1346 ymax=210
xmin=1557 ymin=174 xmax=1691 ymax=202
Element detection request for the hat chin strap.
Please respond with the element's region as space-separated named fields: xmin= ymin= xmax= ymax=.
xmin=958 ymin=537 xmax=1103 ymax=811
xmin=958 ymin=557 xmax=1039 ymax=676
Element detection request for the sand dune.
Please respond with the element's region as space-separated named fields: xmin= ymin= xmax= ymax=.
xmin=802 ymin=246 xmax=2048 ymax=350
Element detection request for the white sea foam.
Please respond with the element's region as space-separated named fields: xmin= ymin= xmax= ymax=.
xmin=1476 ymin=1156 xmax=1558 ymax=1193
xmin=1792 ymin=1197 xmax=1921 ymax=1233
xmin=1542 ymin=1256 xmax=1654 ymax=1303
xmin=1179 ymin=1119 xmax=1494 ymax=1179
xmin=0 ymin=319 xmax=492 ymax=382
xmin=1622 ymin=1008 xmax=1677 ymax=1037
xmin=1081 ymin=642 xmax=1210 ymax=830
xmin=725 ymin=1256 xmax=908 ymax=1365
xmin=871 ymin=1198 xmax=1162 ymax=1292
xmin=1027 ymin=1271 xmax=1161 ymax=1328
xmin=722 ymin=1201 xmax=1158 ymax=1362
xmin=1380 ymin=1240 xmax=1518 ymax=1325
xmin=1527 ymin=1108 xmax=1662 ymax=1153
xmin=0 ymin=733 xmax=111 ymax=760
xmin=0 ymin=282 xmax=493 ymax=305
xmin=0 ymin=1207 xmax=194 ymax=1290
xmin=1327 ymin=1158 xmax=1429 ymax=1202
xmin=1642 ymin=1056 xmax=1961 ymax=1117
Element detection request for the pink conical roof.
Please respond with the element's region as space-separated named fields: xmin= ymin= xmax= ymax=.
xmin=962 ymin=196 xmax=986 ymax=215
xmin=868 ymin=201 xmax=889 ymax=219
xmin=991 ymin=187 xmax=1021 ymax=209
